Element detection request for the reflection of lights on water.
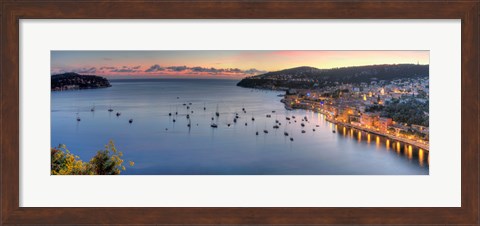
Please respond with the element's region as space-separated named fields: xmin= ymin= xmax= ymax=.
xmin=331 ymin=124 xmax=427 ymax=168
xmin=336 ymin=127 xmax=426 ymax=168
xmin=408 ymin=145 xmax=413 ymax=160
xmin=418 ymin=149 xmax=424 ymax=166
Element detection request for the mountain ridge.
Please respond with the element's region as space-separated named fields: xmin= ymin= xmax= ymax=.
xmin=237 ymin=64 xmax=429 ymax=90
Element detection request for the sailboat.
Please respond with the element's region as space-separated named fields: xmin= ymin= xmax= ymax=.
xmin=215 ymin=104 xmax=220 ymax=117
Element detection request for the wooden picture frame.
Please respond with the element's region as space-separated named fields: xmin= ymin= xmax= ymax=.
xmin=1 ymin=1 xmax=478 ymax=225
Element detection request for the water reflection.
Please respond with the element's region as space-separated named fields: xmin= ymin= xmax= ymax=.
xmin=52 ymin=79 xmax=429 ymax=175
xmin=336 ymin=125 xmax=428 ymax=167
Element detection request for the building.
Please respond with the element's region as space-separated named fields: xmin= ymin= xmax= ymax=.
xmin=360 ymin=112 xmax=379 ymax=128
xmin=411 ymin=124 xmax=429 ymax=135
xmin=378 ymin=117 xmax=393 ymax=133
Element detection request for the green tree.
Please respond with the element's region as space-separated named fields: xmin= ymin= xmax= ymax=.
xmin=51 ymin=140 xmax=134 ymax=175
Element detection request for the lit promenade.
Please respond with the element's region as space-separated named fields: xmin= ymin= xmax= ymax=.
xmin=326 ymin=118 xmax=429 ymax=151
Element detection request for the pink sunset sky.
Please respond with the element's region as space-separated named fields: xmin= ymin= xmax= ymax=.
xmin=51 ymin=50 xmax=429 ymax=79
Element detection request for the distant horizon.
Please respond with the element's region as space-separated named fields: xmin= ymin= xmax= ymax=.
xmin=52 ymin=63 xmax=430 ymax=80
xmin=51 ymin=50 xmax=429 ymax=79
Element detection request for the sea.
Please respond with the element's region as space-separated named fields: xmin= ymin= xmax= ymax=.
xmin=51 ymin=79 xmax=429 ymax=175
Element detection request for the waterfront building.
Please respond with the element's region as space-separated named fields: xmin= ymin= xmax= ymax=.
xmin=360 ymin=112 xmax=380 ymax=128
xmin=378 ymin=117 xmax=393 ymax=133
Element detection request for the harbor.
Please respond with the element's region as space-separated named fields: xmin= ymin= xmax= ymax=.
xmin=51 ymin=79 xmax=429 ymax=175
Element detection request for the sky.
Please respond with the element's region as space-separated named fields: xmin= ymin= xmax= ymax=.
xmin=51 ymin=51 xmax=429 ymax=79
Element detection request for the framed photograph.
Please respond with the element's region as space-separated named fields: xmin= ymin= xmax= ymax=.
xmin=1 ymin=1 xmax=478 ymax=225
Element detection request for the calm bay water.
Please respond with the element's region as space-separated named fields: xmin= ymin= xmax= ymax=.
xmin=51 ymin=79 xmax=429 ymax=175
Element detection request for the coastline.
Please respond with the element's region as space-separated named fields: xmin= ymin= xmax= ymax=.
xmin=325 ymin=117 xmax=429 ymax=152
xmin=51 ymin=86 xmax=111 ymax=92
xmin=280 ymin=96 xmax=430 ymax=152
xmin=281 ymin=100 xmax=430 ymax=152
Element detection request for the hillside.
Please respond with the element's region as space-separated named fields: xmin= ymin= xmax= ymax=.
xmin=51 ymin=73 xmax=111 ymax=91
xmin=237 ymin=64 xmax=429 ymax=90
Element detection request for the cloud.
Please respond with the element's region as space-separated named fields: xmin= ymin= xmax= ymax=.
xmin=167 ymin=66 xmax=188 ymax=72
xmin=145 ymin=64 xmax=165 ymax=72
xmin=111 ymin=68 xmax=136 ymax=72
xmin=74 ymin=67 xmax=97 ymax=74
xmin=191 ymin=66 xmax=221 ymax=73
xmin=110 ymin=66 xmax=142 ymax=73
xmin=244 ymin=68 xmax=267 ymax=74
xmin=53 ymin=64 xmax=267 ymax=77
xmin=100 ymin=66 xmax=116 ymax=70
xmin=144 ymin=64 xmax=267 ymax=76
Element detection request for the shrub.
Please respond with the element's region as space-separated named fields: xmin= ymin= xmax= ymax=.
xmin=51 ymin=140 xmax=134 ymax=175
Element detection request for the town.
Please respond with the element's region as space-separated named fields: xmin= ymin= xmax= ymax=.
xmin=281 ymin=77 xmax=429 ymax=151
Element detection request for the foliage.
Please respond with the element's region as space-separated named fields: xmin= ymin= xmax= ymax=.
xmin=366 ymin=98 xmax=429 ymax=126
xmin=237 ymin=64 xmax=429 ymax=89
xmin=51 ymin=140 xmax=134 ymax=175
xmin=51 ymin=144 xmax=92 ymax=175
xmin=51 ymin=72 xmax=111 ymax=90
